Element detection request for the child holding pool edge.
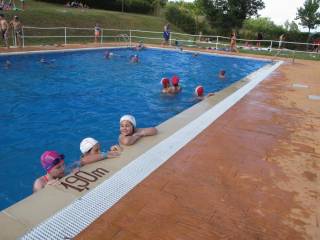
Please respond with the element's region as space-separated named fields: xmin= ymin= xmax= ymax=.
xmin=80 ymin=137 xmax=121 ymax=166
xmin=195 ymin=85 xmax=215 ymax=100
xmin=119 ymin=115 xmax=157 ymax=146
xmin=33 ymin=151 xmax=66 ymax=192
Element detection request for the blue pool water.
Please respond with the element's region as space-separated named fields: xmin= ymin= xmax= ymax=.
xmin=0 ymin=48 xmax=269 ymax=210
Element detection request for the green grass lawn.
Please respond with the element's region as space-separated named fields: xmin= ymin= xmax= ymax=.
xmin=1 ymin=0 xmax=184 ymax=46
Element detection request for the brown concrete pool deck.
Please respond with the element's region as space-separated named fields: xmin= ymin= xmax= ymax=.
xmin=1 ymin=45 xmax=319 ymax=239
xmin=75 ymin=59 xmax=319 ymax=238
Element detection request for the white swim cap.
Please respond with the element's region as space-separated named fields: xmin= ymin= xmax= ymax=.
xmin=80 ymin=137 xmax=98 ymax=154
xmin=120 ymin=115 xmax=136 ymax=128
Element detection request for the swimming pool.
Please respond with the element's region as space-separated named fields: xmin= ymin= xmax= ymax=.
xmin=0 ymin=48 xmax=269 ymax=210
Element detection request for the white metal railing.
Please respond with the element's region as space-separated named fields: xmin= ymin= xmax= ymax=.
xmin=15 ymin=26 xmax=320 ymax=57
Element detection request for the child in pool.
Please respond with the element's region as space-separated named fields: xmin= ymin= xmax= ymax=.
xmin=104 ymin=50 xmax=113 ymax=59
xmin=169 ymin=75 xmax=182 ymax=93
xmin=130 ymin=54 xmax=139 ymax=63
xmin=161 ymin=77 xmax=171 ymax=93
xmin=119 ymin=115 xmax=157 ymax=146
xmin=33 ymin=151 xmax=65 ymax=192
xmin=80 ymin=137 xmax=121 ymax=166
xmin=194 ymin=85 xmax=215 ymax=100
xmin=219 ymin=70 xmax=226 ymax=79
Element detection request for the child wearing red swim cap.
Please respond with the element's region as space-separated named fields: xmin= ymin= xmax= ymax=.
xmin=161 ymin=77 xmax=171 ymax=93
xmin=219 ymin=70 xmax=226 ymax=79
xmin=33 ymin=150 xmax=65 ymax=192
xmin=194 ymin=85 xmax=215 ymax=100
xmin=169 ymin=75 xmax=182 ymax=93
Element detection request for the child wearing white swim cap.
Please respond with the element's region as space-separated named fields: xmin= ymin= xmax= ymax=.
xmin=79 ymin=137 xmax=121 ymax=166
xmin=119 ymin=115 xmax=157 ymax=146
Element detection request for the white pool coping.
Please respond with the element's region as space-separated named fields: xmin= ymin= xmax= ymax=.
xmin=9 ymin=47 xmax=282 ymax=239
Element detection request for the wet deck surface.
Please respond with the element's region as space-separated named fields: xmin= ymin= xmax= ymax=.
xmin=1 ymin=45 xmax=319 ymax=239
xmin=75 ymin=58 xmax=320 ymax=239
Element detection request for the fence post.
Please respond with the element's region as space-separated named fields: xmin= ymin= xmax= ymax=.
xmin=215 ymin=36 xmax=219 ymax=50
xmin=100 ymin=29 xmax=104 ymax=45
xmin=270 ymin=40 xmax=273 ymax=52
xmin=12 ymin=30 xmax=16 ymax=47
xmin=22 ymin=26 xmax=25 ymax=48
xmin=64 ymin=27 xmax=67 ymax=46
xmin=169 ymin=32 xmax=172 ymax=46
xmin=129 ymin=30 xmax=132 ymax=47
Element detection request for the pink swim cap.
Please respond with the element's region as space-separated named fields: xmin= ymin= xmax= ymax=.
xmin=172 ymin=76 xmax=180 ymax=86
xmin=195 ymin=86 xmax=204 ymax=96
xmin=161 ymin=78 xmax=170 ymax=87
xmin=40 ymin=151 xmax=64 ymax=173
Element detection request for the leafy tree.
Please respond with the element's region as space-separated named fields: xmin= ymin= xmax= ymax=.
xmin=289 ymin=21 xmax=300 ymax=32
xmin=242 ymin=17 xmax=284 ymax=39
xmin=198 ymin=0 xmax=265 ymax=33
xmin=296 ymin=0 xmax=320 ymax=33
xmin=175 ymin=0 xmax=204 ymax=33
xmin=151 ymin=0 xmax=168 ymax=15
xmin=165 ymin=3 xmax=196 ymax=34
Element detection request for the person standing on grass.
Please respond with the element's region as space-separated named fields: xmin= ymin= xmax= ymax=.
xmin=94 ymin=23 xmax=101 ymax=43
xmin=230 ymin=31 xmax=238 ymax=52
xmin=278 ymin=34 xmax=285 ymax=49
xmin=10 ymin=16 xmax=23 ymax=48
xmin=162 ymin=23 xmax=170 ymax=45
xmin=20 ymin=0 xmax=25 ymax=10
xmin=0 ymin=14 xmax=9 ymax=48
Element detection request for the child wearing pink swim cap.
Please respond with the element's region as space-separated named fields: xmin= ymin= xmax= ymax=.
xmin=119 ymin=114 xmax=157 ymax=146
xmin=33 ymin=150 xmax=65 ymax=192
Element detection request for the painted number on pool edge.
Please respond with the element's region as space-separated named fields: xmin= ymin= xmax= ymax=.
xmin=60 ymin=168 xmax=109 ymax=192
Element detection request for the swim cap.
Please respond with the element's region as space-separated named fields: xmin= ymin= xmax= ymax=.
xmin=172 ymin=76 xmax=180 ymax=86
xmin=80 ymin=137 xmax=98 ymax=154
xmin=220 ymin=70 xmax=226 ymax=76
xmin=195 ymin=86 xmax=204 ymax=96
xmin=120 ymin=115 xmax=136 ymax=128
xmin=40 ymin=151 xmax=64 ymax=173
xmin=161 ymin=78 xmax=170 ymax=87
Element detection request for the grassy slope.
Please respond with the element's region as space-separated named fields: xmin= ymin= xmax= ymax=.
xmin=3 ymin=0 xmax=181 ymax=31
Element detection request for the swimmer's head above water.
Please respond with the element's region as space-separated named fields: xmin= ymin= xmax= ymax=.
xmin=120 ymin=115 xmax=136 ymax=136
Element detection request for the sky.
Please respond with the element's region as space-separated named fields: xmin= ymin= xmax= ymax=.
xmin=170 ymin=0 xmax=318 ymax=32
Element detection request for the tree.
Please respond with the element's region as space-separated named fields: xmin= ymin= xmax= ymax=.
xmin=151 ymin=0 xmax=168 ymax=15
xmin=177 ymin=0 xmax=204 ymax=33
xmin=198 ymin=0 xmax=265 ymax=33
xmin=296 ymin=0 xmax=320 ymax=33
xmin=242 ymin=17 xmax=284 ymax=39
xmin=289 ymin=21 xmax=300 ymax=32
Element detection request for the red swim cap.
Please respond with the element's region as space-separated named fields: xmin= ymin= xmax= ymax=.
xmin=161 ymin=78 xmax=170 ymax=87
xmin=172 ymin=75 xmax=180 ymax=86
xmin=195 ymin=85 xmax=204 ymax=96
